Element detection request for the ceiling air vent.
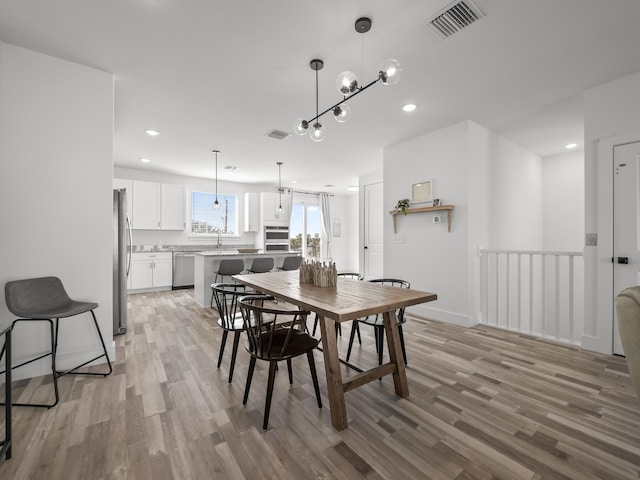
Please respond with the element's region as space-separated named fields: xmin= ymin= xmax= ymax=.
xmin=266 ymin=129 xmax=291 ymax=141
xmin=223 ymin=165 xmax=238 ymax=172
xmin=427 ymin=0 xmax=484 ymax=39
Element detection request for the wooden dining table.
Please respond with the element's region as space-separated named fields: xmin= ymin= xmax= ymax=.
xmin=232 ymin=270 xmax=437 ymax=430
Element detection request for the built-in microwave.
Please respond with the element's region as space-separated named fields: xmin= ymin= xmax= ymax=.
xmin=264 ymin=225 xmax=289 ymax=252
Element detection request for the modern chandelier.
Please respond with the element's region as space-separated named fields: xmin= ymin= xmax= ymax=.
xmin=293 ymin=17 xmax=401 ymax=142
xmin=212 ymin=149 xmax=221 ymax=210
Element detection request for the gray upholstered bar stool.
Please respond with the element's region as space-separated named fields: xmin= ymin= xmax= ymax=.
xmin=277 ymin=256 xmax=302 ymax=271
xmin=214 ymin=258 xmax=245 ymax=284
xmin=1 ymin=276 xmax=112 ymax=408
xmin=211 ymin=258 xmax=246 ymax=307
xmin=247 ymin=257 xmax=274 ymax=274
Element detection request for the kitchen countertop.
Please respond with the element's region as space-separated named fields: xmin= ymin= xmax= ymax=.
xmin=195 ymin=251 xmax=296 ymax=257
xmin=132 ymin=244 xmax=254 ymax=253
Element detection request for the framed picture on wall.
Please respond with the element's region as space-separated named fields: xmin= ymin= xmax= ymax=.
xmin=411 ymin=179 xmax=433 ymax=204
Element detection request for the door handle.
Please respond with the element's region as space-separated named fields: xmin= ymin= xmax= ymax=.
xmin=364 ymin=246 xmax=368 ymax=250
xmin=618 ymin=257 xmax=629 ymax=264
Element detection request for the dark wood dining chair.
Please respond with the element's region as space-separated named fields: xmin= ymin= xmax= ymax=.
xmin=239 ymin=294 xmax=322 ymax=430
xmin=345 ymin=278 xmax=410 ymax=367
xmin=312 ymin=273 xmax=364 ymax=340
xmin=210 ymin=283 xmax=250 ymax=383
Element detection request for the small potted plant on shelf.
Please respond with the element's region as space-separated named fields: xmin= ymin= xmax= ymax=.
xmin=395 ymin=198 xmax=411 ymax=215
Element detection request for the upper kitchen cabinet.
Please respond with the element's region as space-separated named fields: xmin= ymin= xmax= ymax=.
xmin=244 ymin=192 xmax=259 ymax=232
xmin=132 ymin=180 xmax=185 ymax=230
xmin=161 ymin=184 xmax=186 ymax=230
xmin=260 ymin=191 xmax=289 ymax=225
xmin=132 ymin=180 xmax=160 ymax=229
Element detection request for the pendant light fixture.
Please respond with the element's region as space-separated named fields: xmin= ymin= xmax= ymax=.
xmin=212 ymin=149 xmax=221 ymax=210
xmin=294 ymin=17 xmax=400 ymax=142
xmin=277 ymin=161 xmax=283 ymax=212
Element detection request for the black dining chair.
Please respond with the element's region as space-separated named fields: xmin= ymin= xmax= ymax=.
xmin=210 ymin=283 xmax=250 ymax=383
xmin=312 ymin=273 xmax=364 ymax=340
xmin=1 ymin=276 xmax=112 ymax=408
xmin=345 ymin=278 xmax=410 ymax=367
xmin=239 ymin=294 xmax=322 ymax=430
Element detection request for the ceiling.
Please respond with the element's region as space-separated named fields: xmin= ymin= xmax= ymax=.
xmin=2 ymin=0 xmax=640 ymax=193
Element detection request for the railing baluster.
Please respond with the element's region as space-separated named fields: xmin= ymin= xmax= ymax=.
xmin=494 ymin=252 xmax=499 ymax=327
xmin=517 ymin=253 xmax=522 ymax=332
xmin=554 ymin=254 xmax=560 ymax=338
xmin=506 ymin=253 xmax=511 ymax=329
xmin=569 ymin=255 xmax=574 ymax=341
xmin=529 ymin=254 xmax=533 ymax=334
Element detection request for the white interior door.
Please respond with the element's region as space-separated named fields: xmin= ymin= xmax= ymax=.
xmin=364 ymin=182 xmax=383 ymax=280
xmin=613 ymin=141 xmax=640 ymax=355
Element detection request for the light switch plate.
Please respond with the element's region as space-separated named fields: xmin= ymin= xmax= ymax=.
xmin=585 ymin=233 xmax=597 ymax=246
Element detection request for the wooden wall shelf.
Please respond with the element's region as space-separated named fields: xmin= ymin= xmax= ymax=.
xmin=389 ymin=205 xmax=455 ymax=233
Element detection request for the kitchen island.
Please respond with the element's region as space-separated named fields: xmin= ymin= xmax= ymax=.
xmin=193 ymin=251 xmax=298 ymax=307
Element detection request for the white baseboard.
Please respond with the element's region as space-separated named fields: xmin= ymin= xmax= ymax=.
xmin=581 ymin=334 xmax=602 ymax=353
xmin=2 ymin=342 xmax=116 ymax=382
xmin=406 ymin=304 xmax=476 ymax=327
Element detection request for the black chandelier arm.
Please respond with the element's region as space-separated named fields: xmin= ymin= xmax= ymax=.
xmin=305 ymin=77 xmax=380 ymax=125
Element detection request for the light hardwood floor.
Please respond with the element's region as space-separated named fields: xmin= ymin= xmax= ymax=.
xmin=1 ymin=289 xmax=640 ymax=479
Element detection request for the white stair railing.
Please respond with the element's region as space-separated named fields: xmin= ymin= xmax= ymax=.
xmin=478 ymin=249 xmax=584 ymax=345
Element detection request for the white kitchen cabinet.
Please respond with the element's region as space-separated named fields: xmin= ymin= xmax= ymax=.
xmin=161 ymin=184 xmax=186 ymax=230
xmin=132 ymin=180 xmax=185 ymax=230
xmin=132 ymin=180 xmax=161 ymax=229
xmin=260 ymin=191 xmax=289 ymax=225
xmin=244 ymin=192 xmax=259 ymax=232
xmin=130 ymin=252 xmax=172 ymax=290
xmin=113 ymin=178 xmax=133 ymax=223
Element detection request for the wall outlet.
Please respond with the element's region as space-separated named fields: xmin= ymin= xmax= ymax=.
xmin=433 ymin=215 xmax=441 ymax=224
xmin=585 ymin=233 xmax=597 ymax=246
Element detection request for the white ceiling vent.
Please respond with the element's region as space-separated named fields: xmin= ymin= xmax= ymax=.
xmin=266 ymin=129 xmax=291 ymax=141
xmin=427 ymin=0 xmax=484 ymax=39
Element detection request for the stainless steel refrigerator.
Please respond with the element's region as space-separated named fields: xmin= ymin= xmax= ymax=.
xmin=113 ymin=188 xmax=131 ymax=335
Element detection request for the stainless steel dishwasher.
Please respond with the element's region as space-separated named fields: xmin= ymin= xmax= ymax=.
xmin=172 ymin=252 xmax=195 ymax=289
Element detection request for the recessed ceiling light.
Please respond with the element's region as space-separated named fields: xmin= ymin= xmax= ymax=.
xmin=347 ymin=185 xmax=359 ymax=191
xmin=140 ymin=158 xmax=150 ymax=163
xmin=324 ymin=184 xmax=335 ymax=188
xmin=145 ymin=129 xmax=159 ymax=136
xmin=565 ymin=143 xmax=577 ymax=149
xmin=292 ymin=180 xmax=298 ymax=184
xmin=402 ymin=104 xmax=417 ymax=112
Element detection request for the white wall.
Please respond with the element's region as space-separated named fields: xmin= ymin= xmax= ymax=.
xmin=542 ymin=150 xmax=585 ymax=251
xmin=585 ymin=71 xmax=640 ymax=353
xmin=384 ymin=122 xmax=470 ymax=325
xmin=0 ymin=43 xmax=114 ymax=378
xmin=383 ymin=121 xmax=544 ymax=326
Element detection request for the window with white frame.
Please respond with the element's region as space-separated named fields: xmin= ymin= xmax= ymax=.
xmin=289 ymin=199 xmax=323 ymax=259
xmin=191 ymin=191 xmax=238 ymax=235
